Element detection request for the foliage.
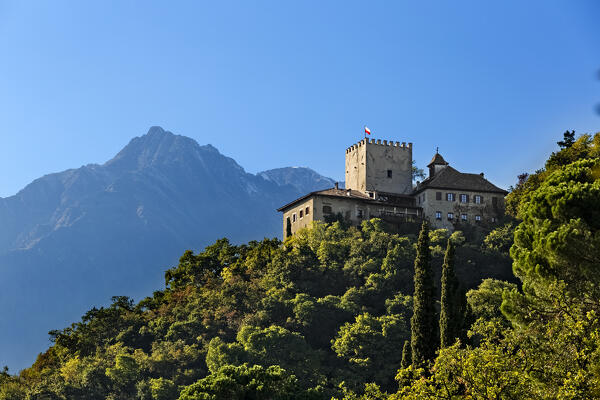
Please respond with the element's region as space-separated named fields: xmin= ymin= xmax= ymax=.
xmin=505 ymin=131 xmax=600 ymax=218
xmin=0 ymin=207 xmax=517 ymax=398
xmin=400 ymin=341 xmax=410 ymax=369
xmin=410 ymin=221 xmax=437 ymax=368
xmin=557 ymin=129 xmax=576 ymax=149
xmin=332 ymin=312 xmax=409 ymax=390
xmin=439 ymin=239 xmax=461 ymax=348
xmin=483 ymin=222 xmax=515 ymax=255
xmin=411 ymin=160 xmax=426 ymax=182
xmin=466 ymin=279 xmax=516 ymax=322
xmin=396 ymin=132 xmax=600 ymax=399
xmin=178 ymin=364 xmax=316 ymax=400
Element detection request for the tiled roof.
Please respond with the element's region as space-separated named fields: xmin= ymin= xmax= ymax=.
xmin=415 ymin=166 xmax=508 ymax=194
xmin=277 ymin=187 xmax=416 ymax=211
xmin=277 ymin=188 xmax=371 ymax=211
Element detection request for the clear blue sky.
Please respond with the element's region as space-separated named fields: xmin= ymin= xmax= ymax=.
xmin=1 ymin=1 xmax=599 ymax=197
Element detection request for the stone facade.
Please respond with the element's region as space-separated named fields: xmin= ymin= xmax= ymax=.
xmin=345 ymin=139 xmax=412 ymax=195
xmin=279 ymin=187 xmax=420 ymax=239
xmin=415 ymin=188 xmax=505 ymax=230
xmin=413 ymin=153 xmax=507 ymax=230
xmin=279 ymin=139 xmax=507 ymax=238
xmin=281 ymin=197 xmax=315 ymax=238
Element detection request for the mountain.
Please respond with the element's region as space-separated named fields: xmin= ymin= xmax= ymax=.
xmin=0 ymin=126 xmax=335 ymax=371
xmin=258 ymin=167 xmax=341 ymax=193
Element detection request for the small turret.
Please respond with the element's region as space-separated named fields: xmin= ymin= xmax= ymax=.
xmin=427 ymin=151 xmax=448 ymax=178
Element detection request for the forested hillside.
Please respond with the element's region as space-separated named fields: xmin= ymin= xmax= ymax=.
xmin=2 ymin=131 xmax=599 ymax=399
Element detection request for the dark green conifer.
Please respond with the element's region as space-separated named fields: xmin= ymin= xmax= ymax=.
xmin=410 ymin=221 xmax=436 ymax=367
xmin=439 ymin=238 xmax=461 ymax=348
xmin=557 ymin=129 xmax=576 ymax=148
xmin=401 ymin=340 xmax=411 ymax=369
xmin=286 ymin=217 xmax=292 ymax=238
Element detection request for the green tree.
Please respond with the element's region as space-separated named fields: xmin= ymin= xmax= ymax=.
xmin=557 ymin=129 xmax=576 ymax=148
xmin=483 ymin=222 xmax=515 ymax=255
xmin=178 ymin=364 xmax=316 ymax=400
xmin=410 ymin=221 xmax=436 ymax=368
xmin=500 ymin=157 xmax=600 ymax=396
xmin=466 ymin=279 xmax=516 ymax=322
xmin=412 ymin=160 xmax=426 ymax=182
xmin=332 ymin=313 xmax=408 ymax=390
xmin=400 ymin=341 xmax=411 ymax=369
xmin=439 ymin=239 xmax=461 ymax=348
xmin=206 ymin=325 xmax=322 ymax=387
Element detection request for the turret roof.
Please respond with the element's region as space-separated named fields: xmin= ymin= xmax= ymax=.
xmin=427 ymin=152 xmax=448 ymax=167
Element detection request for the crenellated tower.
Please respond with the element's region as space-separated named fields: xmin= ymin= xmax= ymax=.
xmin=345 ymin=138 xmax=413 ymax=195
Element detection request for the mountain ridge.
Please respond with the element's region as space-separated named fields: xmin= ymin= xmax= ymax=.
xmin=0 ymin=126 xmax=335 ymax=371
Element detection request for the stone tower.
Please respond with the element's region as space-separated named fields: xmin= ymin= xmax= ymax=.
xmin=345 ymin=138 xmax=413 ymax=195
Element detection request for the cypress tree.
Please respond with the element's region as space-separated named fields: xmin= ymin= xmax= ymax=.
xmin=401 ymin=340 xmax=411 ymax=369
xmin=439 ymin=238 xmax=461 ymax=348
xmin=410 ymin=221 xmax=436 ymax=368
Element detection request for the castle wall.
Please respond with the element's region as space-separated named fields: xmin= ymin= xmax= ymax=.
xmin=345 ymin=139 xmax=412 ymax=195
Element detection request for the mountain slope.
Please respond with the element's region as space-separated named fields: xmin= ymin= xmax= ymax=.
xmin=0 ymin=126 xmax=335 ymax=371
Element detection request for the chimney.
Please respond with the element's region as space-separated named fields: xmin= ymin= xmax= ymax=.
xmin=334 ymin=182 xmax=339 ymax=190
xmin=480 ymin=172 xmax=484 ymax=177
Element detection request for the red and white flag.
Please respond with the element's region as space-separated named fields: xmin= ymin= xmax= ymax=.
xmin=364 ymin=126 xmax=371 ymax=135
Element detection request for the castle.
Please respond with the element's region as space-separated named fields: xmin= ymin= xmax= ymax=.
xmin=278 ymin=138 xmax=507 ymax=238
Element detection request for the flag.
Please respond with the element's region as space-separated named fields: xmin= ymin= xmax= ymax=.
xmin=364 ymin=126 xmax=371 ymax=135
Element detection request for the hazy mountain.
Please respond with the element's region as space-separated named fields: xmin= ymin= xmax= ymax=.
xmin=258 ymin=167 xmax=340 ymax=193
xmin=0 ymin=126 xmax=335 ymax=371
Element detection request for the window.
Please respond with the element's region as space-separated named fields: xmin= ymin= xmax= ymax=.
xmin=292 ymin=213 xmax=297 ymax=222
xmin=323 ymin=205 xmax=332 ymax=214
xmin=491 ymin=217 xmax=497 ymax=223
xmin=435 ymin=211 xmax=442 ymax=220
xmin=387 ymin=169 xmax=392 ymax=178
xmin=299 ymin=210 xmax=303 ymax=218
xmin=446 ymin=193 xmax=455 ymax=201
xmin=436 ymin=192 xmax=442 ymax=201
xmin=447 ymin=212 xmax=454 ymax=220
xmin=368 ymin=192 xmax=374 ymax=198
xmin=492 ymin=197 xmax=498 ymax=207
xmin=460 ymin=194 xmax=468 ymax=203
xmin=474 ymin=195 xmax=482 ymax=204
xmin=305 ymin=207 xmax=310 ymax=215
xmin=475 ymin=215 xmax=481 ymax=222
xmin=357 ymin=209 xmax=364 ymax=218
xmin=461 ymin=213 xmax=467 ymax=221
